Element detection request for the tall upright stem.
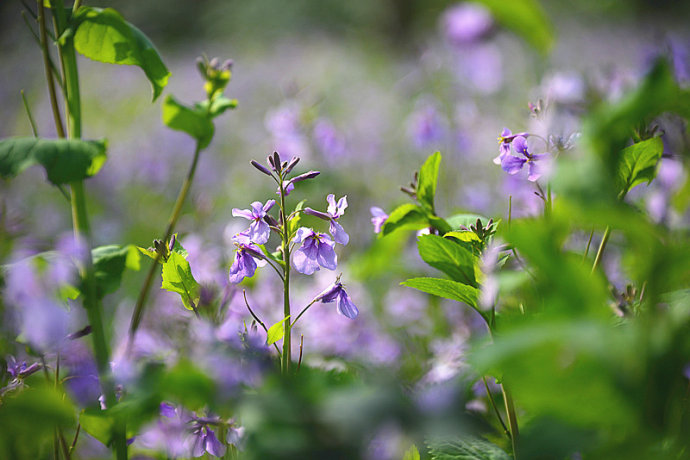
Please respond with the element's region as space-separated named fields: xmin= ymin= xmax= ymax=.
xmin=279 ymin=179 xmax=291 ymax=373
xmin=127 ymin=142 xmax=202 ymax=350
xmin=502 ymin=385 xmax=519 ymax=459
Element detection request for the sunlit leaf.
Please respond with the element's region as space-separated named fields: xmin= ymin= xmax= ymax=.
xmin=402 ymin=277 xmax=479 ymax=310
xmin=73 ymin=7 xmax=170 ymax=100
xmin=418 ymin=234 xmax=478 ymax=286
xmin=417 ymin=151 xmax=441 ymax=212
xmin=427 ymin=436 xmax=511 ymax=460
xmin=617 ymin=137 xmax=664 ymax=195
xmin=267 ymin=315 xmax=291 ymax=345
xmin=0 ymin=137 xmax=106 ymax=184
xmin=162 ymin=95 xmax=214 ymax=148
xmin=161 ymin=251 xmax=200 ymax=310
xmin=380 ymin=203 xmax=428 ymax=236
xmin=91 ymin=244 xmax=141 ymax=298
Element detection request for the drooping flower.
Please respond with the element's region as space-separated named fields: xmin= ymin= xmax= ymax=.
xmin=304 ymin=194 xmax=349 ymax=245
xmin=228 ymin=233 xmax=265 ymax=284
xmin=500 ymin=136 xmax=548 ymax=182
xmin=493 ymin=128 xmax=529 ymax=165
xmin=370 ymin=207 xmax=388 ymax=234
xmin=292 ymin=228 xmax=337 ymax=275
xmin=313 ymin=281 xmax=359 ymax=319
xmin=231 ymin=200 xmax=275 ymax=245
xmin=190 ymin=423 xmax=226 ymax=458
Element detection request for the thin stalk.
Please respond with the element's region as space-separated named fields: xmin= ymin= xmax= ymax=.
xmin=128 ymin=142 xmax=203 ymax=352
xmin=502 ymin=385 xmax=519 ymax=459
xmin=582 ymin=228 xmax=594 ymax=263
xmin=242 ymin=290 xmax=281 ymax=356
xmin=591 ymin=226 xmax=611 ymax=273
xmin=290 ymin=299 xmax=318 ymax=327
xmin=21 ymin=90 xmax=39 ymax=137
xmin=37 ymin=0 xmax=65 ymax=138
xmin=279 ymin=178 xmax=291 ymax=374
xmin=69 ymin=424 xmax=81 ymax=453
xmin=297 ymin=334 xmax=304 ymax=371
xmin=482 ymin=376 xmax=509 ymax=437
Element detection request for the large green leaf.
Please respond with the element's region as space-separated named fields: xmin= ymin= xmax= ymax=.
xmin=417 ymin=151 xmax=441 ymax=212
xmin=92 ymin=244 xmax=141 ymax=298
xmin=402 ymin=277 xmax=479 ymax=309
xmin=73 ymin=7 xmax=170 ymax=101
xmin=418 ymin=234 xmax=478 ymax=286
xmin=427 ymin=436 xmax=511 ymax=460
xmin=617 ymin=137 xmax=664 ymax=195
xmin=0 ymin=137 xmax=106 ymax=184
xmin=380 ymin=203 xmax=428 ymax=236
xmin=475 ymin=0 xmax=554 ymax=55
xmin=162 ymin=95 xmax=215 ymax=149
xmin=161 ymin=251 xmax=200 ymax=311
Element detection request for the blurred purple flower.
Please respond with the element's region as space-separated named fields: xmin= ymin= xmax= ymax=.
xmin=5 ymin=356 xmax=41 ymax=380
xmin=370 ymin=207 xmax=388 ymax=234
xmin=313 ymin=119 xmax=346 ymax=159
xmin=500 ymin=136 xmax=549 ymax=182
xmin=228 ymin=232 xmax=264 ymax=284
xmin=191 ymin=424 xmax=226 ymax=458
xmin=232 ymin=200 xmax=275 ymax=245
xmin=442 ymin=2 xmax=493 ymax=46
xmin=304 ymin=194 xmax=349 ymax=245
xmin=313 ymin=280 xmax=359 ymax=319
xmin=494 ymin=128 xmax=529 ymax=165
xmin=292 ymin=228 xmax=337 ymax=275
xmin=407 ymin=104 xmax=445 ymax=149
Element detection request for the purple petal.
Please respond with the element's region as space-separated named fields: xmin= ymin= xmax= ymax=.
xmin=326 ymin=194 xmax=337 ymax=215
xmin=527 ymin=161 xmax=542 ymax=182
xmin=336 ymin=290 xmax=359 ymax=319
xmin=314 ymin=282 xmax=342 ymax=303
xmin=512 ymin=136 xmax=529 ymax=156
xmin=292 ymin=227 xmax=314 ymax=244
xmin=232 ymin=208 xmax=254 ymax=220
xmin=263 ymin=200 xmax=276 ymax=212
xmin=316 ymin=241 xmax=337 ymax=270
xmin=205 ymin=428 xmax=227 ymax=457
xmin=160 ymin=402 xmax=177 ymax=418
xmin=493 ymin=151 xmax=507 ymax=165
xmin=304 ymin=208 xmax=331 ymax=221
xmin=292 ymin=243 xmax=320 ymax=275
xmin=248 ymin=220 xmax=270 ymax=245
xmin=500 ymin=127 xmax=511 ymax=138
xmin=229 ymin=251 xmax=257 ymax=284
xmin=501 ymin=155 xmax=526 ymax=175
xmin=370 ymin=206 xmax=387 ymax=218
xmin=329 ymin=220 xmax=349 ymax=245
xmin=250 ymin=201 xmax=265 ymax=217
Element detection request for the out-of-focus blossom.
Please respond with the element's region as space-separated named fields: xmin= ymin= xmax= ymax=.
xmin=304 ymin=194 xmax=349 ymax=245
xmin=232 ymin=200 xmax=275 ymax=245
xmin=313 ymin=119 xmax=346 ymax=159
xmin=442 ymin=2 xmax=493 ymax=46
xmin=479 ymin=242 xmax=505 ymax=310
xmin=190 ymin=423 xmax=226 ymax=458
xmin=542 ymin=72 xmax=585 ymax=105
xmin=265 ymin=103 xmax=310 ymax=159
xmin=292 ymin=228 xmax=337 ymax=275
xmin=370 ymin=207 xmax=388 ymax=234
xmin=407 ymin=103 xmax=445 ymax=149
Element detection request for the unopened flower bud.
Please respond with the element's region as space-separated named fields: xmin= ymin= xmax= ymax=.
xmin=284 ymin=156 xmax=300 ymax=174
xmin=168 ymin=234 xmax=176 ymax=252
xmin=272 ymin=152 xmax=281 ymax=172
xmin=251 ymin=160 xmax=273 ymax=176
xmin=304 ymin=208 xmax=331 ymax=220
xmin=290 ymin=170 xmax=320 ymax=183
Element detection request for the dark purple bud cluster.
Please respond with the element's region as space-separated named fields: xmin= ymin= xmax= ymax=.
xmin=400 ymin=171 xmax=418 ymax=199
xmin=459 ymin=218 xmax=495 ymax=242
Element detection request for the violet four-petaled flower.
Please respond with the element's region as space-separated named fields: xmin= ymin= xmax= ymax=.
xmin=370 ymin=207 xmax=388 ymax=234
xmin=232 ymin=200 xmax=275 ymax=244
xmin=292 ymin=227 xmax=337 ymax=275
xmin=493 ymin=128 xmax=529 ymax=165
xmin=191 ymin=424 xmax=226 ymax=458
xmin=313 ymin=281 xmax=359 ymax=319
xmin=500 ymin=135 xmax=548 ymax=182
xmin=228 ymin=233 xmax=264 ymax=284
xmin=304 ymin=194 xmax=349 ymax=245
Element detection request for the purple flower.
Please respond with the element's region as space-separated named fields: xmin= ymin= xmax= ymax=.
xmin=313 ymin=281 xmax=359 ymax=319
xmin=493 ymin=128 xmax=529 ymax=165
xmin=442 ymin=2 xmax=493 ymax=46
xmin=407 ymin=104 xmax=445 ymax=149
xmin=292 ymin=228 xmax=337 ymax=275
xmin=5 ymin=356 xmax=41 ymax=380
xmin=370 ymin=207 xmax=388 ymax=234
xmin=228 ymin=233 xmax=264 ymax=284
xmin=500 ymin=136 xmax=548 ymax=182
xmin=232 ymin=200 xmax=275 ymax=245
xmin=191 ymin=424 xmax=226 ymax=458
xmin=304 ymin=194 xmax=349 ymax=245
xmin=313 ymin=119 xmax=346 ymax=158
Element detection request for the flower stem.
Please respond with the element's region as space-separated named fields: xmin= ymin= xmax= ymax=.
xmin=127 ymin=141 xmax=202 ymax=352
xmin=502 ymin=384 xmax=519 ymax=459
xmin=279 ymin=177 xmax=292 ymax=374
xmin=591 ymin=226 xmax=611 ymax=273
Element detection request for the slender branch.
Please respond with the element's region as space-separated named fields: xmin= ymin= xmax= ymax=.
xmin=591 ymin=226 xmax=611 ymax=273
xmin=297 ymin=334 xmax=304 ymax=371
xmin=242 ymin=290 xmax=281 ymax=355
xmin=290 ymin=299 xmax=318 ymax=328
xmin=37 ymin=0 xmax=65 ymax=138
xmin=482 ymin=376 xmax=509 ymax=437
xmin=582 ymin=228 xmax=594 ymax=263
xmin=128 ymin=142 xmax=203 ymax=352
xmin=279 ymin=175 xmax=292 ymax=374
xmin=69 ymin=424 xmax=81 ymax=453
xmin=502 ymin=384 xmax=519 ymax=459
xmin=21 ymin=90 xmax=39 ymax=137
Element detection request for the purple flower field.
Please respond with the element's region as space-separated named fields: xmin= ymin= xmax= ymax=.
xmin=1 ymin=1 xmax=690 ymax=459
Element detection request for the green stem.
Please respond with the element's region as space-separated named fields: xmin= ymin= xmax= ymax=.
xmin=127 ymin=142 xmax=202 ymax=351
xmin=279 ymin=178 xmax=291 ymax=374
xmin=591 ymin=226 xmax=611 ymax=273
xmin=291 ymin=299 xmax=318 ymax=327
xmin=37 ymin=0 xmax=65 ymax=138
xmin=482 ymin=376 xmax=509 ymax=437
xmin=502 ymin=385 xmax=519 ymax=459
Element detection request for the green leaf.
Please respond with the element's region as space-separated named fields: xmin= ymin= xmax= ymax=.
xmin=289 ymin=200 xmax=307 ymax=235
xmin=73 ymin=7 xmax=170 ymax=101
xmin=427 ymin=436 xmax=511 ymax=460
xmin=402 ymin=277 xmax=479 ymax=309
xmin=0 ymin=386 xmax=75 ymax=436
xmin=161 ymin=251 xmax=200 ymax=310
xmin=162 ymin=95 xmax=214 ymax=148
xmin=617 ymin=137 xmax=664 ymax=195
xmin=196 ymin=96 xmax=238 ymax=119
xmin=0 ymin=137 xmax=107 ymax=184
xmin=267 ymin=315 xmax=291 ymax=345
xmin=475 ymin=0 xmax=554 ymax=55
xmin=403 ymin=444 xmax=421 ymax=460
xmin=418 ymin=234 xmax=478 ymax=286
xmin=91 ymin=244 xmax=141 ymax=298
xmin=445 ymin=231 xmax=481 ymax=243
xmin=445 ymin=213 xmax=492 ymax=231
xmin=380 ymin=203 xmax=428 ymax=236
xmin=417 ymin=151 xmax=441 ymax=212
